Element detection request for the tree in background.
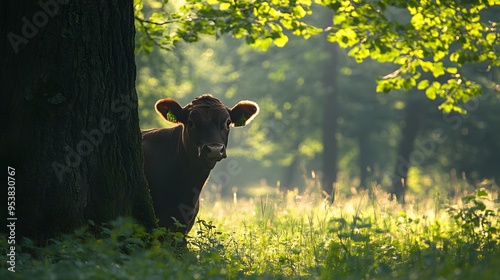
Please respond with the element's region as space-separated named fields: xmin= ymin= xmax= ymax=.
xmin=321 ymin=26 xmax=340 ymax=201
xmin=389 ymin=94 xmax=425 ymax=203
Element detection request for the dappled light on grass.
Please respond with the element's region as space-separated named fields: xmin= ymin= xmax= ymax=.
xmin=189 ymin=184 xmax=500 ymax=278
xmin=1 ymin=183 xmax=499 ymax=279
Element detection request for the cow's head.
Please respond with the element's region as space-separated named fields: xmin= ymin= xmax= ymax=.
xmin=155 ymin=94 xmax=259 ymax=169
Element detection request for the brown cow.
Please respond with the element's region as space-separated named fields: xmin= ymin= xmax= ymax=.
xmin=142 ymin=94 xmax=259 ymax=236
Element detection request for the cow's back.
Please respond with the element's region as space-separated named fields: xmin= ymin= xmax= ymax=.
xmin=142 ymin=127 xmax=181 ymax=183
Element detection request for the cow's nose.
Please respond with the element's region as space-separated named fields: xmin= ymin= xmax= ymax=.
xmin=200 ymin=143 xmax=227 ymax=160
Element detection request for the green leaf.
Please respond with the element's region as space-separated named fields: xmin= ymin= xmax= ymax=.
xmin=376 ymin=79 xmax=394 ymax=93
xmin=450 ymin=52 xmax=460 ymax=63
xmin=220 ymin=3 xmax=230 ymax=10
xmin=431 ymin=62 xmax=445 ymax=78
xmin=474 ymin=200 xmax=486 ymax=211
xmin=485 ymin=33 xmax=496 ymax=44
xmin=463 ymin=195 xmax=475 ymax=204
xmin=477 ymin=189 xmax=488 ymax=197
xmin=273 ymin=34 xmax=289 ymax=47
xmin=425 ymin=84 xmax=437 ymax=100
xmin=446 ymin=67 xmax=458 ymax=74
xmin=334 ymin=28 xmax=357 ymax=48
xmin=326 ymin=33 xmax=336 ymax=43
xmin=292 ymin=6 xmax=307 ymax=18
xmin=417 ymin=79 xmax=429 ymax=90
xmin=411 ymin=13 xmax=424 ymax=29
xmin=419 ymin=60 xmax=433 ymax=72
xmin=433 ymin=51 xmax=446 ymax=62
xmin=297 ymin=0 xmax=312 ymax=6
xmin=333 ymin=13 xmax=346 ymax=24
xmin=254 ymin=37 xmax=273 ymax=50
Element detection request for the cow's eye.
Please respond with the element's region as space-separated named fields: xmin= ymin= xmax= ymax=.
xmin=225 ymin=119 xmax=232 ymax=128
xmin=187 ymin=120 xmax=195 ymax=129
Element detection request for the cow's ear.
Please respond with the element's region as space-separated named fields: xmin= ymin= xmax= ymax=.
xmin=229 ymin=101 xmax=260 ymax=127
xmin=155 ymin=98 xmax=187 ymax=124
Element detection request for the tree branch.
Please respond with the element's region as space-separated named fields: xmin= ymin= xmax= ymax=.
xmin=134 ymin=15 xmax=179 ymax=26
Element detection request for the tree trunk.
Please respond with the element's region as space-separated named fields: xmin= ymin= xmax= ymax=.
xmin=389 ymin=97 xmax=423 ymax=204
xmin=358 ymin=133 xmax=373 ymax=190
xmin=282 ymin=139 xmax=303 ymax=190
xmin=0 ymin=1 xmax=156 ymax=242
xmin=282 ymin=156 xmax=299 ymax=190
xmin=321 ymin=29 xmax=339 ymax=202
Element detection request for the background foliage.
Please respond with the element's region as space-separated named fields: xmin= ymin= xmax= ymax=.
xmin=135 ymin=0 xmax=499 ymax=195
xmin=135 ymin=0 xmax=500 ymax=112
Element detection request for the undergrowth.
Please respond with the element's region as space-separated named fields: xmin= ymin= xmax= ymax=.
xmin=1 ymin=186 xmax=499 ymax=279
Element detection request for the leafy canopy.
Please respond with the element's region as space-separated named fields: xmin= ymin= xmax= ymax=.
xmin=135 ymin=0 xmax=500 ymax=113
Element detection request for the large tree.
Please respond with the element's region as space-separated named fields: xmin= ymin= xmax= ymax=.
xmin=321 ymin=27 xmax=340 ymax=201
xmin=389 ymin=95 xmax=425 ymax=203
xmin=1 ymin=1 xmax=156 ymax=242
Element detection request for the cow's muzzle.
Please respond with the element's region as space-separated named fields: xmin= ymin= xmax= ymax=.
xmin=198 ymin=143 xmax=227 ymax=161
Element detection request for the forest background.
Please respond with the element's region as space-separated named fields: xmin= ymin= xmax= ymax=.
xmin=135 ymin=0 xmax=500 ymax=201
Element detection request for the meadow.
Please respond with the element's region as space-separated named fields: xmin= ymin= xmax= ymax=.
xmin=1 ymin=178 xmax=499 ymax=279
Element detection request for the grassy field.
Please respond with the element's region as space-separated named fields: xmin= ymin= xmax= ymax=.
xmin=1 ymin=182 xmax=499 ymax=279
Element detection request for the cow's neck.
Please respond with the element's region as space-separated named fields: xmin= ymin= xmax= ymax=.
xmin=176 ymin=139 xmax=212 ymax=204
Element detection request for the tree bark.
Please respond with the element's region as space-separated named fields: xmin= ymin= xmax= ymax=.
xmin=389 ymin=97 xmax=423 ymax=204
xmin=282 ymin=156 xmax=299 ymax=190
xmin=358 ymin=133 xmax=374 ymax=190
xmin=321 ymin=25 xmax=339 ymax=202
xmin=0 ymin=1 xmax=156 ymax=242
xmin=281 ymin=139 xmax=303 ymax=190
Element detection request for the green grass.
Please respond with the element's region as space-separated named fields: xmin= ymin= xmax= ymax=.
xmin=1 ymin=185 xmax=499 ymax=279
